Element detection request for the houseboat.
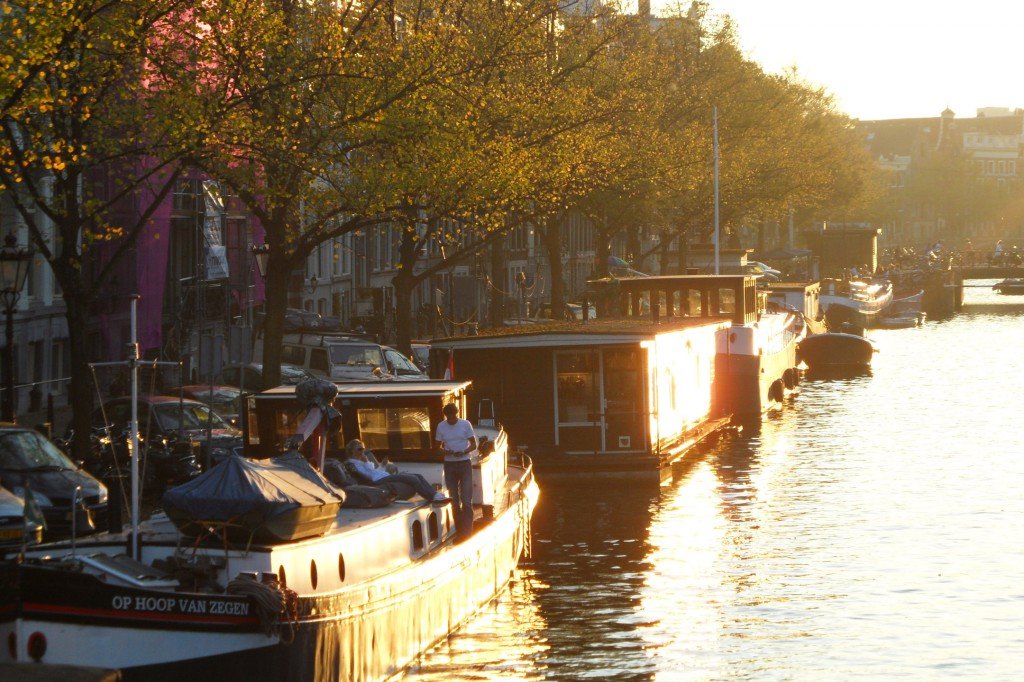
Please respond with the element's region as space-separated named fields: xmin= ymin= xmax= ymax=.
xmin=431 ymin=275 xmax=801 ymax=478
xmin=1 ymin=380 xmax=537 ymax=681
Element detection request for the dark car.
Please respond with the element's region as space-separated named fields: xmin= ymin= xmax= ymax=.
xmin=217 ymin=362 xmax=310 ymax=392
xmin=0 ymin=426 xmax=108 ymax=536
xmin=178 ymin=385 xmax=242 ymax=428
xmin=94 ymin=395 xmax=242 ymax=474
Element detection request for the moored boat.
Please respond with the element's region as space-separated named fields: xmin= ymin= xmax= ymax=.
xmin=820 ymin=279 xmax=893 ymax=328
xmin=797 ymin=332 xmax=875 ymax=370
xmin=993 ymin=278 xmax=1024 ymax=295
xmin=1 ymin=377 xmax=537 ymax=680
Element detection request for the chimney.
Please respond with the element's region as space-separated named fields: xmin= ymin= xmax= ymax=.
xmin=638 ymin=0 xmax=650 ymax=16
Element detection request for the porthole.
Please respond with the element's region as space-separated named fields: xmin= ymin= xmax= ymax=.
xmin=278 ymin=565 xmax=287 ymax=587
xmin=338 ymin=553 xmax=346 ymax=582
xmin=412 ymin=520 xmax=424 ymax=551
xmin=310 ymin=559 xmax=318 ymax=590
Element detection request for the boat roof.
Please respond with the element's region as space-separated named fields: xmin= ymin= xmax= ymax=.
xmin=434 ymin=317 xmax=726 ymax=347
xmin=259 ymin=380 xmax=471 ymax=398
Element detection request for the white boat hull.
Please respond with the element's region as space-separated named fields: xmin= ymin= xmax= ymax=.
xmin=2 ymin=468 xmax=538 ymax=681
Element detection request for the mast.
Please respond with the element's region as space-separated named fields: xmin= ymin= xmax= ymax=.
xmin=128 ymin=295 xmax=141 ymax=560
xmin=713 ymin=106 xmax=720 ymax=275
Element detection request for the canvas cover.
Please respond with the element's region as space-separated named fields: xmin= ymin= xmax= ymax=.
xmin=163 ymin=450 xmax=344 ymax=522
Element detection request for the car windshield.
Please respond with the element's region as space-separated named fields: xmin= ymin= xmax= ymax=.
xmin=0 ymin=431 xmax=77 ymax=471
xmin=329 ymin=344 xmax=384 ymax=367
xmin=154 ymin=403 xmax=230 ymax=431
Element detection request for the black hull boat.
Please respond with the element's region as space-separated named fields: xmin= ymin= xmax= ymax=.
xmin=797 ymin=332 xmax=875 ymax=371
xmin=993 ymin=278 xmax=1024 ymax=295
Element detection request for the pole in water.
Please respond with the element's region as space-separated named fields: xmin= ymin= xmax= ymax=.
xmin=713 ymin=106 xmax=720 ymax=276
xmin=128 ymin=295 xmax=141 ymax=561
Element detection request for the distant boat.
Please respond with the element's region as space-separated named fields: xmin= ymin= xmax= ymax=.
xmin=798 ymin=332 xmax=875 ymax=371
xmin=820 ymin=279 xmax=893 ymax=328
xmin=876 ymin=289 xmax=925 ymax=328
xmin=993 ymin=278 xmax=1024 ymax=295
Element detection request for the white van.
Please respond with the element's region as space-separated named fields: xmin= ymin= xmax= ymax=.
xmin=258 ymin=333 xmax=426 ymax=382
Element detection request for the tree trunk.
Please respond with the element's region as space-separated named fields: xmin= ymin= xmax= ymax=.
xmin=393 ymin=269 xmax=414 ymax=356
xmin=65 ymin=291 xmax=95 ymax=464
xmin=260 ymin=249 xmax=290 ymax=389
xmin=488 ymin=240 xmax=505 ymax=327
xmin=659 ymin=229 xmax=673 ymax=275
xmin=594 ymin=218 xmax=612 ymax=317
xmin=543 ymin=216 xmax=566 ymax=319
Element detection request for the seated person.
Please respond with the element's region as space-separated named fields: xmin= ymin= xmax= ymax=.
xmin=344 ymin=439 xmax=449 ymax=505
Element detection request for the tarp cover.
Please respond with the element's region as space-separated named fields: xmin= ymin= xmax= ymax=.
xmin=162 ymin=451 xmax=343 ymax=522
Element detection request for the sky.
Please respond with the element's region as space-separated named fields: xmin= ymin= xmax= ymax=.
xmin=669 ymin=0 xmax=1023 ymax=121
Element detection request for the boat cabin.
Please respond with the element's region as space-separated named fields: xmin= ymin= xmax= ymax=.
xmin=768 ymin=282 xmax=821 ymax=320
xmin=429 ymin=274 xmax=794 ymax=478
xmin=242 ymin=381 xmax=507 ymax=506
xmin=588 ymin=274 xmax=760 ymax=325
xmin=244 ymin=381 xmax=487 ymax=463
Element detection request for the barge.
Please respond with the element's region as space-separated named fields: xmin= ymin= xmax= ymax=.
xmin=1 ymin=380 xmax=537 ymax=681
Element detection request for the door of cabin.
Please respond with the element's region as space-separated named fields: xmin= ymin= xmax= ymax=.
xmin=600 ymin=347 xmax=644 ymax=453
xmin=554 ymin=348 xmax=644 ymax=454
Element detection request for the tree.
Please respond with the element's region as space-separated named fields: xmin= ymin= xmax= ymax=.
xmin=0 ymin=0 xmax=206 ymax=460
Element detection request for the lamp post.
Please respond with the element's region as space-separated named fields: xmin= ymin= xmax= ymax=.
xmin=0 ymin=234 xmax=33 ymax=423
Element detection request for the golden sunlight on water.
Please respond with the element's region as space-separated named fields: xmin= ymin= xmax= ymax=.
xmin=408 ymin=282 xmax=1024 ymax=680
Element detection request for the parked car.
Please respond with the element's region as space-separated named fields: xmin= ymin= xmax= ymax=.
xmin=0 ymin=484 xmax=44 ymax=552
xmin=178 ymin=385 xmax=242 ymax=427
xmin=93 ymin=395 xmax=242 ymax=474
xmin=263 ymin=334 xmax=427 ymax=382
xmin=217 ymin=362 xmax=311 ymax=392
xmin=530 ymin=302 xmax=597 ymax=321
xmin=0 ymin=426 xmax=108 ymax=536
xmin=410 ymin=342 xmax=431 ymax=373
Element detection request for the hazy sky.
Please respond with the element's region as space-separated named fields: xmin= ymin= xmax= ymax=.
xmin=686 ymin=0 xmax=1022 ymax=121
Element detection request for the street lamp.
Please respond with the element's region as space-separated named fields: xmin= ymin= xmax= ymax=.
xmin=0 ymin=234 xmax=33 ymax=423
xmin=252 ymin=243 xmax=269 ymax=279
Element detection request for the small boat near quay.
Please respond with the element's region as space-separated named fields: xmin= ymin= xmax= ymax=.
xmin=875 ymin=289 xmax=926 ymax=328
xmin=798 ymin=331 xmax=875 ymax=371
xmin=1 ymin=310 xmax=537 ymax=681
xmin=820 ymin=278 xmax=893 ymax=328
xmin=993 ymin=278 xmax=1024 ymax=295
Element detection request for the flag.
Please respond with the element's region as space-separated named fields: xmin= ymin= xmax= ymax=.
xmin=443 ymin=349 xmax=454 ymax=380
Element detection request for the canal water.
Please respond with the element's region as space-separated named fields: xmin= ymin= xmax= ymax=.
xmin=406 ymin=281 xmax=1024 ymax=680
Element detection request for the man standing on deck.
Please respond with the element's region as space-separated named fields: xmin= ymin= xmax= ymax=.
xmin=435 ymin=403 xmax=477 ymax=541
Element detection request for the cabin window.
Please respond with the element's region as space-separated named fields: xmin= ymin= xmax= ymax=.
xmin=686 ymin=289 xmax=703 ymax=316
xmin=338 ymin=553 xmax=346 ymax=582
xmin=556 ymin=352 xmax=598 ymax=423
xmin=716 ymin=288 xmax=735 ymax=315
xmin=273 ymin=407 xmax=346 ymax=456
xmin=357 ymin=407 xmax=432 ymax=452
xmin=310 ymin=560 xmax=318 ymax=590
